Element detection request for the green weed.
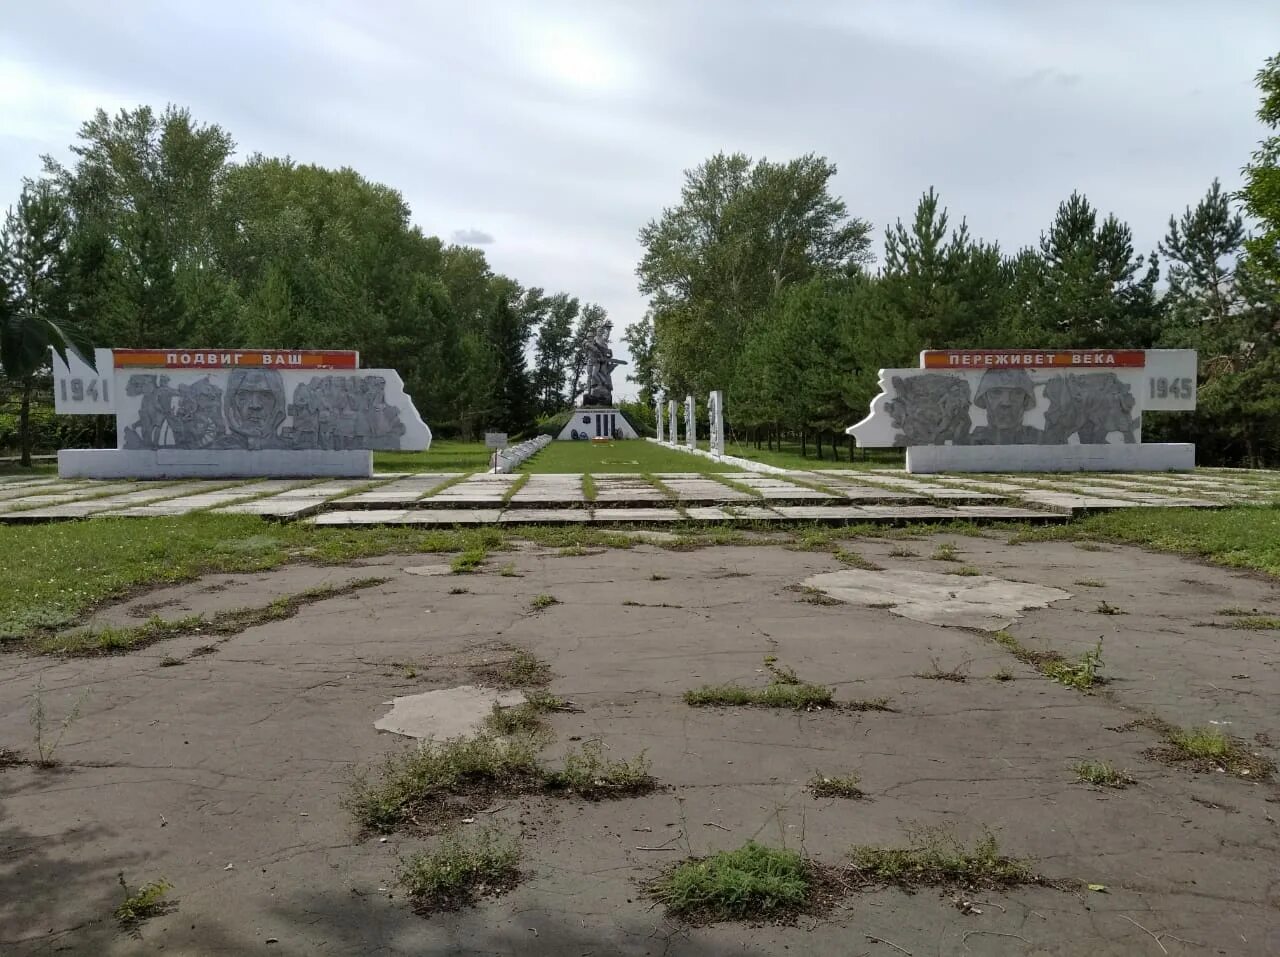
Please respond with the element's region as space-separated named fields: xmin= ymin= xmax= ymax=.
xmin=849 ymin=827 xmax=1039 ymax=889
xmin=544 ymin=740 xmax=655 ymax=798
xmin=115 ymin=875 xmax=173 ymax=927
xmin=529 ymin=594 xmax=559 ymax=611
xmin=451 ymin=549 xmax=487 ymax=574
xmin=396 ymin=827 xmax=520 ymax=912
xmin=651 ymin=842 xmax=812 ymax=921
xmin=1073 ymin=760 xmax=1134 ymax=788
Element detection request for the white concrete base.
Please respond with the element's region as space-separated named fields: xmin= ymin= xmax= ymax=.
xmin=905 ymin=443 xmax=1195 ymax=474
xmin=58 ymin=448 xmax=373 ymax=479
xmin=646 ymin=439 xmax=795 ymax=476
xmin=557 ymin=409 xmax=639 ymax=440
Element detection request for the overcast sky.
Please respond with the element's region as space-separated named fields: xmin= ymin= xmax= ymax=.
xmin=2 ymin=1 xmax=1277 ymax=399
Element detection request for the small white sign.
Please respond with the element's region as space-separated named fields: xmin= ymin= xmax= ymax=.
xmin=484 ymin=432 xmax=509 ymax=449
xmin=51 ymin=348 xmax=115 ymax=414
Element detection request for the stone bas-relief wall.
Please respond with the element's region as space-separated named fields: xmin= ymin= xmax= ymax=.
xmin=878 ymin=368 xmax=1140 ymax=447
xmin=116 ymin=369 xmax=429 ymax=452
xmin=848 ymin=349 xmax=1197 ymax=473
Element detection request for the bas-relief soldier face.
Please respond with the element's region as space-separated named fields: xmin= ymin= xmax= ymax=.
xmin=231 ymin=372 xmax=281 ymax=437
xmin=984 ymin=387 xmax=1030 ymax=431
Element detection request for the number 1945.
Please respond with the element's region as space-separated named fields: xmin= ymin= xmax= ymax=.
xmin=1149 ymin=376 xmax=1194 ymax=400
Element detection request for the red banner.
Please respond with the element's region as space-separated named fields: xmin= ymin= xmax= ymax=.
xmin=921 ymin=350 xmax=1146 ymax=370
xmin=113 ymin=349 xmax=360 ymax=370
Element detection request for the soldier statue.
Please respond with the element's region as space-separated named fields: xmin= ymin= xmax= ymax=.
xmin=579 ymin=319 xmax=627 ymax=407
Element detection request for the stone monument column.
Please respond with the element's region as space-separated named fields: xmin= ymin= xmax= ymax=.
xmin=655 ymin=396 xmax=665 ymax=442
xmin=684 ymin=395 xmax=695 ymax=450
xmin=708 ymin=390 xmax=724 ymax=456
xmin=667 ymin=398 xmax=678 ymax=445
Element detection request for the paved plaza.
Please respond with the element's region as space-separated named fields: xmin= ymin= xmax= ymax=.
xmin=3 ymin=535 xmax=1278 ymax=955
xmin=0 ymin=467 xmax=1276 ymax=525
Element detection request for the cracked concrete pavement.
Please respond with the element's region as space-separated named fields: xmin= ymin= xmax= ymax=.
xmin=2 ymin=534 xmax=1278 ymax=956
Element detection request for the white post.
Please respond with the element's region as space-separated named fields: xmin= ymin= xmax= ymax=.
xmin=684 ymin=395 xmax=696 ymax=450
xmin=708 ymin=390 xmax=724 ymax=456
xmin=667 ymin=399 xmax=679 ymax=445
xmin=655 ymin=396 xmax=665 ymax=442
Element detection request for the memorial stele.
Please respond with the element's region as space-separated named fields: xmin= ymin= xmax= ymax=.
xmin=52 ymin=347 xmax=431 ymax=479
xmin=847 ymin=348 xmax=1198 ymax=473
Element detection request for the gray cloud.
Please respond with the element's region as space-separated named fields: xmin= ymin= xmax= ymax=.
xmin=2 ymin=0 xmax=1278 ymax=403
xmin=451 ymin=228 xmax=495 ymax=246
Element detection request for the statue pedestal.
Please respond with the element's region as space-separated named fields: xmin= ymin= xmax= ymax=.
xmin=556 ymin=409 xmax=639 ymax=441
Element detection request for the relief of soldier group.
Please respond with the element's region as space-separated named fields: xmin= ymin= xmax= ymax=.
xmin=122 ymin=370 xmax=407 ymax=451
xmin=886 ymin=369 xmax=1139 ymax=447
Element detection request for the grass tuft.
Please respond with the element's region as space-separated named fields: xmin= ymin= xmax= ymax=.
xmin=1075 ymin=579 xmax=1105 ymax=588
xmin=544 ymin=741 xmax=655 ymax=798
xmin=479 ymin=648 xmax=552 ymax=688
xmin=344 ymin=734 xmax=545 ymax=832
xmin=650 ymin=842 xmax=811 ymax=922
xmin=808 ymin=773 xmax=863 ymax=799
xmin=786 ymin=584 xmax=842 ymax=606
xmin=849 ymin=827 xmax=1039 ymax=889
xmin=1074 ymin=759 xmax=1135 ymax=788
xmin=1226 ymin=615 xmax=1280 ymax=630
xmin=931 ymin=542 xmax=961 ymax=562
xmin=115 ymin=875 xmax=173 ymax=927
xmin=1041 ymin=641 xmax=1105 ymax=690
xmin=833 ymin=547 xmax=882 ymax=571
xmin=1140 ymin=718 xmax=1276 ymax=780
xmin=529 ymin=594 xmax=559 ymax=612
xmin=1095 ymin=600 xmax=1124 ymax=615
xmin=989 ymin=632 xmax=1106 ymax=691
xmin=945 ymin=565 xmax=982 ymax=576
xmin=685 ymin=681 xmax=834 ymax=710
xmin=451 ymin=549 xmax=487 ymax=574
xmin=484 ymin=691 xmax=574 ymax=735
xmin=397 ymin=827 xmax=520 ymax=912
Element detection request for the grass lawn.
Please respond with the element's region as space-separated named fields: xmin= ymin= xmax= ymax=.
xmin=1018 ymin=503 xmax=1280 ymax=579
xmin=519 ymin=439 xmax=733 ymax=473
xmin=374 ymin=439 xmax=496 ymax=473
xmin=0 ymin=462 xmax=57 ymax=479
xmin=699 ymin=437 xmax=904 ymax=472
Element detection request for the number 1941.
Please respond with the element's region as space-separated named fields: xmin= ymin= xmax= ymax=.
xmin=1149 ymin=376 xmax=1194 ymax=400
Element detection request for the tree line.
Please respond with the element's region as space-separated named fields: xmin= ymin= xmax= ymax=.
xmin=629 ymin=53 xmax=1280 ymax=466
xmin=0 ymin=105 xmax=607 ymax=463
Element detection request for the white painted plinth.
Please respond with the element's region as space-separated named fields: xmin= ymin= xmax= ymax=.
xmin=58 ymin=448 xmax=373 ymax=479
xmin=556 ymin=409 xmax=638 ymax=441
xmin=905 ymin=443 xmax=1195 ymax=474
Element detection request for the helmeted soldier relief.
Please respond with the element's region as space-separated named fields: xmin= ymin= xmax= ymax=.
xmin=971 ymin=369 xmax=1041 ymax=445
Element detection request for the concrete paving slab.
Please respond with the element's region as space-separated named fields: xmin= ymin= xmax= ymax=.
xmin=333 ymin=474 xmax=461 ymax=506
xmin=768 ymin=505 xmax=885 ymax=522
xmin=215 ymin=499 xmax=329 ymax=519
xmin=804 ymin=567 xmax=1071 ymax=630
xmin=590 ymin=507 xmax=683 ymax=523
xmin=316 ymin=508 xmax=508 ymax=526
xmin=681 ymin=506 xmax=734 ymax=521
xmin=499 ymin=508 xmax=591 ymax=524
xmin=374 ymin=686 xmax=527 ymax=740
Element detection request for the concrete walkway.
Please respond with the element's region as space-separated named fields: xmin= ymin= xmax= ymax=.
xmin=0 ymin=467 xmax=1275 ymax=525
